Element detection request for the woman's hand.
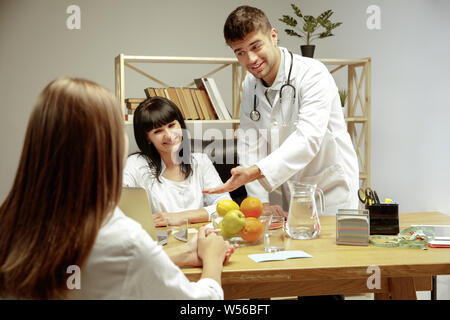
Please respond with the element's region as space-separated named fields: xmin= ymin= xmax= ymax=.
xmin=203 ymin=228 xmax=239 ymax=264
xmin=263 ymin=203 xmax=288 ymax=217
xmin=153 ymin=212 xmax=186 ymax=227
xmin=171 ymin=228 xmax=238 ymax=268
xmin=177 ymin=234 xmax=202 ymax=267
xmin=152 ymin=212 xmax=168 ymax=227
xmin=197 ymin=227 xmax=228 ymax=263
xmin=153 ymin=210 xmax=209 ymax=227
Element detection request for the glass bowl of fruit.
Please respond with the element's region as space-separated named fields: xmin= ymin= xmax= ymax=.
xmin=211 ymin=197 xmax=265 ymax=245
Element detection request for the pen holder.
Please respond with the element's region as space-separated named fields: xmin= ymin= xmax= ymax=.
xmin=366 ymin=203 xmax=399 ymax=235
xmin=336 ymin=209 xmax=369 ymax=246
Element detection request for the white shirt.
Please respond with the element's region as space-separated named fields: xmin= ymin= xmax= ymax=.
xmin=123 ymin=153 xmax=231 ymax=219
xmin=69 ymin=207 xmax=223 ymax=299
xmin=238 ymin=47 xmax=359 ymax=215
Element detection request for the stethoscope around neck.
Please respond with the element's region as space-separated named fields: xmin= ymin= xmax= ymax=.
xmin=250 ymin=51 xmax=296 ymax=122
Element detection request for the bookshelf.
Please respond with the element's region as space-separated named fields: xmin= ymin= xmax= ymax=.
xmin=114 ymin=54 xmax=245 ymax=125
xmin=322 ymin=58 xmax=372 ymax=189
xmin=114 ymin=54 xmax=371 ymax=188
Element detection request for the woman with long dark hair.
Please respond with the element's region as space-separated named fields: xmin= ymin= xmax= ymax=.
xmin=124 ymin=96 xmax=231 ymax=227
xmin=0 ymin=78 xmax=230 ymax=299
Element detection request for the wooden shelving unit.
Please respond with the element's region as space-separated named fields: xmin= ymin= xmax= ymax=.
xmin=114 ymin=54 xmax=371 ymax=188
xmin=321 ymin=58 xmax=372 ymax=189
xmin=114 ymin=54 xmax=246 ymax=125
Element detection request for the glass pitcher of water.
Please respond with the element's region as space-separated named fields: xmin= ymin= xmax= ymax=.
xmin=286 ymin=181 xmax=325 ymax=240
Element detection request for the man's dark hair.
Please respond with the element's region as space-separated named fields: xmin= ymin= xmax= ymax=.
xmin=223 ymin=5 xmax=272 ymax=45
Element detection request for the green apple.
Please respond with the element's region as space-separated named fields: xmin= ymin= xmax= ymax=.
xmin=220 ymin=228 xmax=236 ymax=239
xmin=222 ymin=210 xmax=246 ymax=234
xmin=217 ymin=220 xmax=236 ymax=239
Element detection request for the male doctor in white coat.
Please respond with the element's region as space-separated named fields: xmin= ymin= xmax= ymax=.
xmin=204 ymin=5 xmax=359 ymax=217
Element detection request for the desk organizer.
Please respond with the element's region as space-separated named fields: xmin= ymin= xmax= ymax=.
xmin=336 ymin=209 xmax=370 ymax=246
xmin=366 ymin=203 xmax=399 ymax=235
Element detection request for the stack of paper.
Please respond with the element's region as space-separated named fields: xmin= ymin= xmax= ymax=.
xmin=336 ymin=215 xmax=369 ymax=246
xmin=412 ymin=225 xmax=450 ymax=248
xmin=248 ymin=250 xmax=312 ymax=263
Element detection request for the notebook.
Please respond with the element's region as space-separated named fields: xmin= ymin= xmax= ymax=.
xmin=118 ymin=187 xmax=157 ymax=241
xmin=411 ymin=225 xmax=450 ymax=247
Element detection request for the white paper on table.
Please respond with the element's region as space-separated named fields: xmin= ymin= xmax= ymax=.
xmin=248 ymin=250 xmax=313 ymax=263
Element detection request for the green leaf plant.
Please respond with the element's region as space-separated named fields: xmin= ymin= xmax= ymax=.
xmin=339 ymin=89 xmax=347 ymax=108
xmin=279 ymin=3 xmax=342 ymax=45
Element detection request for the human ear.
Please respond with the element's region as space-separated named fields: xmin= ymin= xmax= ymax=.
xmin=145 ymin=132 xmax=152 ymax=144
xmin=270 ymin=28 xmax=278 ymax=46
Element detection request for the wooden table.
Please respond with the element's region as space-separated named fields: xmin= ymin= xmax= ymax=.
xmin=178 ymin=212 xmax=450 ymax=300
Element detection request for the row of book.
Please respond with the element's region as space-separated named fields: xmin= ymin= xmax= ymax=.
xmin=124 ymin=78 xmax=232 ymax=121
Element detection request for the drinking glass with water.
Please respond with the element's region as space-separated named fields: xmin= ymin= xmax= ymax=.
xmin=263 ymin=215 xmax=285 ymax=252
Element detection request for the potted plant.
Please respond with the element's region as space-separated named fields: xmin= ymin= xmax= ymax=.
xmin=279 ymin=3 xmax=342 ymax=58
xmin=339 ymin=89 xmax=347 ymax=108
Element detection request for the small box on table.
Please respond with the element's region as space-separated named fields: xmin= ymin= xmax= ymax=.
xmin=366 ymin=203 xmax=399 ymax=235
xmin=336 ymin=209 xmax=370 ymax=246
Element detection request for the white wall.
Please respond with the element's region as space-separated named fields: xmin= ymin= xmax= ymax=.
xmin=1 ymin=0 xmax=449 ymax=214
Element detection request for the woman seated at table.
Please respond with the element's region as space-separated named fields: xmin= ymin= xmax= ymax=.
xmin=0 ymin=78 xmax=231 ymax=299
xmin=123 ymin=96 xmax=231 ymax=227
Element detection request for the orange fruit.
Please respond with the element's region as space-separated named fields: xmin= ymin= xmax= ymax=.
xmin=240 ymin=197 xmax=263 ymax=218
xmin=239 ymin=217 xmax=264 ymax=242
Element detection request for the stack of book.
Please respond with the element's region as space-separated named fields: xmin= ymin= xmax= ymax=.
xmin=144 ymin=86 xmax=218 ymax=120
xmin=193 ymin=78 xmax=232 ymax=120
xmin=125 ymin=98 xmax=145 ymax=121
xmin=124 ymin=78 xmax=232 ymax=122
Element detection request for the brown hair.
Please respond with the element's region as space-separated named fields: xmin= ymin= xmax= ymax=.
xmin=0 ymin=78 xmax=125 ymax=299
xmin=223 ymin=5 xmax=272 ymax=45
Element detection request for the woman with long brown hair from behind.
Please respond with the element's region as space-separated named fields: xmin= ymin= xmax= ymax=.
xmin=0 ymin=78 xmax=230 ymax=299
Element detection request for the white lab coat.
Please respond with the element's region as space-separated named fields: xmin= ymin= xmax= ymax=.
xmin=237 ymin=47 xmax=359 ymax=215
xmin=68 ymin=207 xmax=223 ymax=299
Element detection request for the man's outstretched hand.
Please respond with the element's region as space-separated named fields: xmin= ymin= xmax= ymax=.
xmin=202 ymin=165 xmax=263 ymax=194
